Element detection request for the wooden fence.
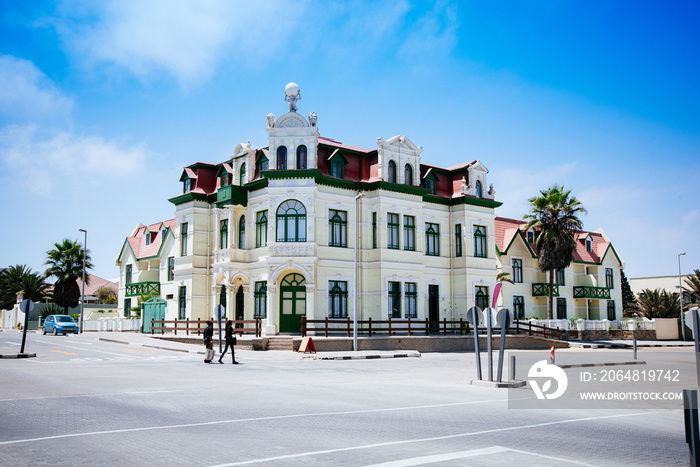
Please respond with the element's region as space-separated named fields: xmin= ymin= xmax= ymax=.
xmin=301 ymin=317 xmax=563 ymax=340
xmin=150 ymin=317 xmax=262 ymax=337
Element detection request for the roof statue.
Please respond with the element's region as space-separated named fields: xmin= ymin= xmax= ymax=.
xmin=284 ymin=82 xmax=301 ymax=113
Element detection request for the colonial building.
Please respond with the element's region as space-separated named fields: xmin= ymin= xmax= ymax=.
xmin=495 ymin=217 xmax=624 ymax=320
xmin=116 ymin=84 xmax=502 ymax=334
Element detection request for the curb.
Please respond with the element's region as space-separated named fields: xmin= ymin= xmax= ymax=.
xmin=310 ymin=351 xmax=421 ymax=360
xmin=0 ymin=353 xmax=37 ymax=359
xmin=558 ymin=361 xmax=646 ymax=369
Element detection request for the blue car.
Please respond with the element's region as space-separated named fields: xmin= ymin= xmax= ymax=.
xmin=43 ymin=315 xmax=79 ymax=335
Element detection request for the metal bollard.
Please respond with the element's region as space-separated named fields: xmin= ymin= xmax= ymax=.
xmin=633 ymin=338 xmax=637 ymax=361
xmin=510 ymin=355 xmax=516 ymax=381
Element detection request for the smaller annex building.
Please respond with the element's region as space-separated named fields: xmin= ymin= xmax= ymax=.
xmin=495 ymin=217 xmax=624 ymax=320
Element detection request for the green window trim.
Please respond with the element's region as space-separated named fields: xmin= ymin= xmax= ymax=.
xmin=387 ymin=213 xmax=400 ymax=249
xmin=388 ymin=281 xmax=401 ymax=318
xmin=330 ymin=157 xmax=344 ymax=178
xmin=607 ymin=300 xmax=616 ymax=320
xmin=404 ymin=215 xmax=415 ymax=251
xmin=405 ymin=282 xmax=417 ymax=318
xmin=455 ymin=224 xmax=462 ymax=257
xmin=254 ymin=282 xmax=267 ymax=318
xmin=167 ymin=257 xmax=174 ymax=281
xmin=328 ymin=281 xmax=348 ymax=318
xmin=238 ymin=216 xmax=246 ymax=249
xmin=255 ymin=210 xmax=268 ymax=248
xmin=512 ymin=258 xmax=523 ymax=283
xmin=329 ymin=209 xmax=348 ymax=247
xmin=605 ymin=268 xmax=614 ymax=289
xmin=426 ymin=222 xmax=440 ymax=256
xmin=555 ymin=268 xmax=565 ymax=286
xmin=125 ymin=264 xmax=132 ymax=285
xmin=556 ymin=298 xmax=567 ymax=319
xmin=372 ymin=212 xmax=377 ymax=249
xmin=513 ymin=295 xmax=525 ymax=319
xmin=219 ymin=219 xmax=228 ymax=249
xmin=180 ymin=222 xmax=188 ymax=256
xmin=473 ymin=225 xmax=486 ymax=258
xmin=276 ymin=200 xmax=307 ymax=242
xmin=124 ymin=298 xmax=131 ymax=318
xmin=178 ymin=286 xmax=186 ymax=320
xmin=475 ymin=286 xmax=489 ymax=310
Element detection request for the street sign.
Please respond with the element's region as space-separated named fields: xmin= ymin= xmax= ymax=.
xmin=19 ymin=299 xmax=34 ymax=314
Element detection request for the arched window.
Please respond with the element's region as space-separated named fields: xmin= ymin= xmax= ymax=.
xmin=404 ymin=164 xmax=413 ymax=186
xmin=277 ymin=146 xmax=287 ymax=170
xmin=296 ymin=145 xmax=307 ymax=170
xmin=475 ymin=180 xmax=482 ymax=198
xmin=387 ymin=160 xmax=397 ymax=183
xmin=276 ymin=200 xmax=307 ymax=242
xmin=238 ymin=216 xmax=245 ymax=249
xmin=239 ymin=163 xmax=246 ymax=185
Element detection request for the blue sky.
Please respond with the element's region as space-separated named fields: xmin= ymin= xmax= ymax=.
xmin=1 ymin=0 xmax=698 ymax=282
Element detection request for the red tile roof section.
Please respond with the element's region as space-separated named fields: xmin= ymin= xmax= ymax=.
xmin=495 ymin=217 xmax=612 ymax=264
xmin=126 ymin=219 xmax=176 ymax=260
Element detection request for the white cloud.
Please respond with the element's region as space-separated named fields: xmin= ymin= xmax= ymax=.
xmin=55 ymin=0 xmax=308 ymax=88
xmin=0 ymin=124 xmax=147 ymax=194
xmin=398 ymin=1 xmax=459 ymax=62
xmin=0 ymin=55 xmax=74 ymax=122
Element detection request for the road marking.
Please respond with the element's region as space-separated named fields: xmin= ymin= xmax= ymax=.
xmin=50 ymin=350 xmax=78 ymax=356
xmin=364 ymin=445 xmax=595 ymax=467
xmin=121 ymin=348 xmax=157 ymax=353
xmin=0 ymin=399 xmax=666 ymax=454
xmin=207 ymin=411 xmax=664 ymax=466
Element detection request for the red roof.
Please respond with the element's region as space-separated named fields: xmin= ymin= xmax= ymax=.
xmin=76 ymin=274 xmax=118 ymax=296
xmin=495 ymin=217 xmax=614 ymax=264
xmin=125 ymin=219 xmax=176 ymax=260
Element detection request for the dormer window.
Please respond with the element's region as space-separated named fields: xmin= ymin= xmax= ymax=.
xmin=257 ymin=155 xmax=268 ymax=175
xmin=387 ymin=160 xmax=397 ymax=183
xmin=162 ymin=228 xmax=167 ymax=240
xmin=145 ymin=229 xmax=151 ymax=245
xmin=425 ymin=174 xmax=437 ymax=195
xmin=330 ymin=158 xmax=343 ymax=178
xmin=585 ymin=236 xmax=592 ymax=252
xmin=183 ymin=178 xmax=191 ymax=193
xmin=220 ymin=172 xmax=229 ymax=188
xmin=240 ymin=163 xmax=246 ymax=185
xmin=526 ymin=230 xmax=534 ymax=244
xmin=475 ymin=180 xmax=483 ymax=198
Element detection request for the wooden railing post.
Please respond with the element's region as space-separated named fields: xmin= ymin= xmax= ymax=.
xmin=346 ymin=317 xmax=351 ymax=338
xmin=425 ymin=317 xmax=429 ymax=336
xmin=528 ymin=321 xmax=532 ymax=336
xmin=301 ymin=316 xmax=306 ymax=337
xmin=443 ymin=318 xmax=447 ymax=336
xmin=388 ymin=317 xmax=392 ymax=336
xmin=368 ymin=317 xmax=372 ymax=336
xmin=407 ymin=317 xmax=412 ymax=336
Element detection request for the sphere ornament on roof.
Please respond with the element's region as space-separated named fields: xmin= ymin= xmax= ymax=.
xmin=284 ymin=82 xmax=301 ymax=112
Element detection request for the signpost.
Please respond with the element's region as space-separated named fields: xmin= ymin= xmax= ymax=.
xmin=19 ymin=299 xmax=34 ymax=354
xmin=215 ymin=305 xmax=225 ymax=354
xmin=496 ymin=308 xmax=512 ymax=382
xmin=466 ymin=306 xmax=483 ymax=380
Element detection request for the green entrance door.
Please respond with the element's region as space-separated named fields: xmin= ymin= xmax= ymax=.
xmin=279 ymin=273 xmax=306 ymax=333
xmin=141 ymin=297 xmax=166 ymax=333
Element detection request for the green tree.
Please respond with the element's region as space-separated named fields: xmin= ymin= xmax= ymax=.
xmin=0 ymin=265 xmax=50 ymax=309
xmin=523 ymin=184 xmax=586 ymax=319
xmin=620 ymin=269 xmax=639 ymax=317
xmin=45 ymin=239 xmax=94 ymax=314
xmin=96 ymin=286 xmax=117 ymax=305
xmin=636 ymin=288 xmax=680 ymax=319
xmin=684 ymin=269 xmax=700 ymax=305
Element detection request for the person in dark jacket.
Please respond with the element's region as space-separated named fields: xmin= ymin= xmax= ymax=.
xmin=203 ymin=320 xmax=214 ymax=363
xmin=219 ymin=319 xmax=238 ymax=364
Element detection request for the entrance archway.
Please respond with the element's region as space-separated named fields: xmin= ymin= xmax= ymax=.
xmin=279 ymin=273 xmax=306 ymax=333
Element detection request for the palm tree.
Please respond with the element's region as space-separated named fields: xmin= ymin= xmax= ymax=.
xmin=637 ymin=288 xmax=680 ymax=319
xmin=684 ymin=269 xmax=700 ymax=305
xmin=523 ymin=184 xmax=586 ymax=319
xmin=45 ymin=239 xmax=94 ymax=314
xmin=0 ymin=265 xmax=50 ymax=309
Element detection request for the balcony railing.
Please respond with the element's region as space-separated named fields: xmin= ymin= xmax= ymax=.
xmin=573 ymin=286 xmax=611 ymax=299
xmin=532 ymin=283 xmax=559 ymax=297
xmin=125 ymin=281 xmax=160 ymax=297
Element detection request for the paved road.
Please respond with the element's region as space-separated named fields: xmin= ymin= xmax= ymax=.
xmin=0 ymin=330 xmax=692 ymax=466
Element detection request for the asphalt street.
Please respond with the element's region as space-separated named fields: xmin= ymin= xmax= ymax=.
xmin=0 ymin=330 xmax=692 ymax=466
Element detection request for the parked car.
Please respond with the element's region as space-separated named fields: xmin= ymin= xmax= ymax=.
xmin=43 ymin=315 xmax=79 ymax=335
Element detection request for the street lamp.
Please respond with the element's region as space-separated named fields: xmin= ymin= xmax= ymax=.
xmin=79 ymin=229 xmax=87 ymax=334
xmin=354 ymin=193 xmax=365 ymax=351
xmin=679 ymin=252 xmax=686 ymax=340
